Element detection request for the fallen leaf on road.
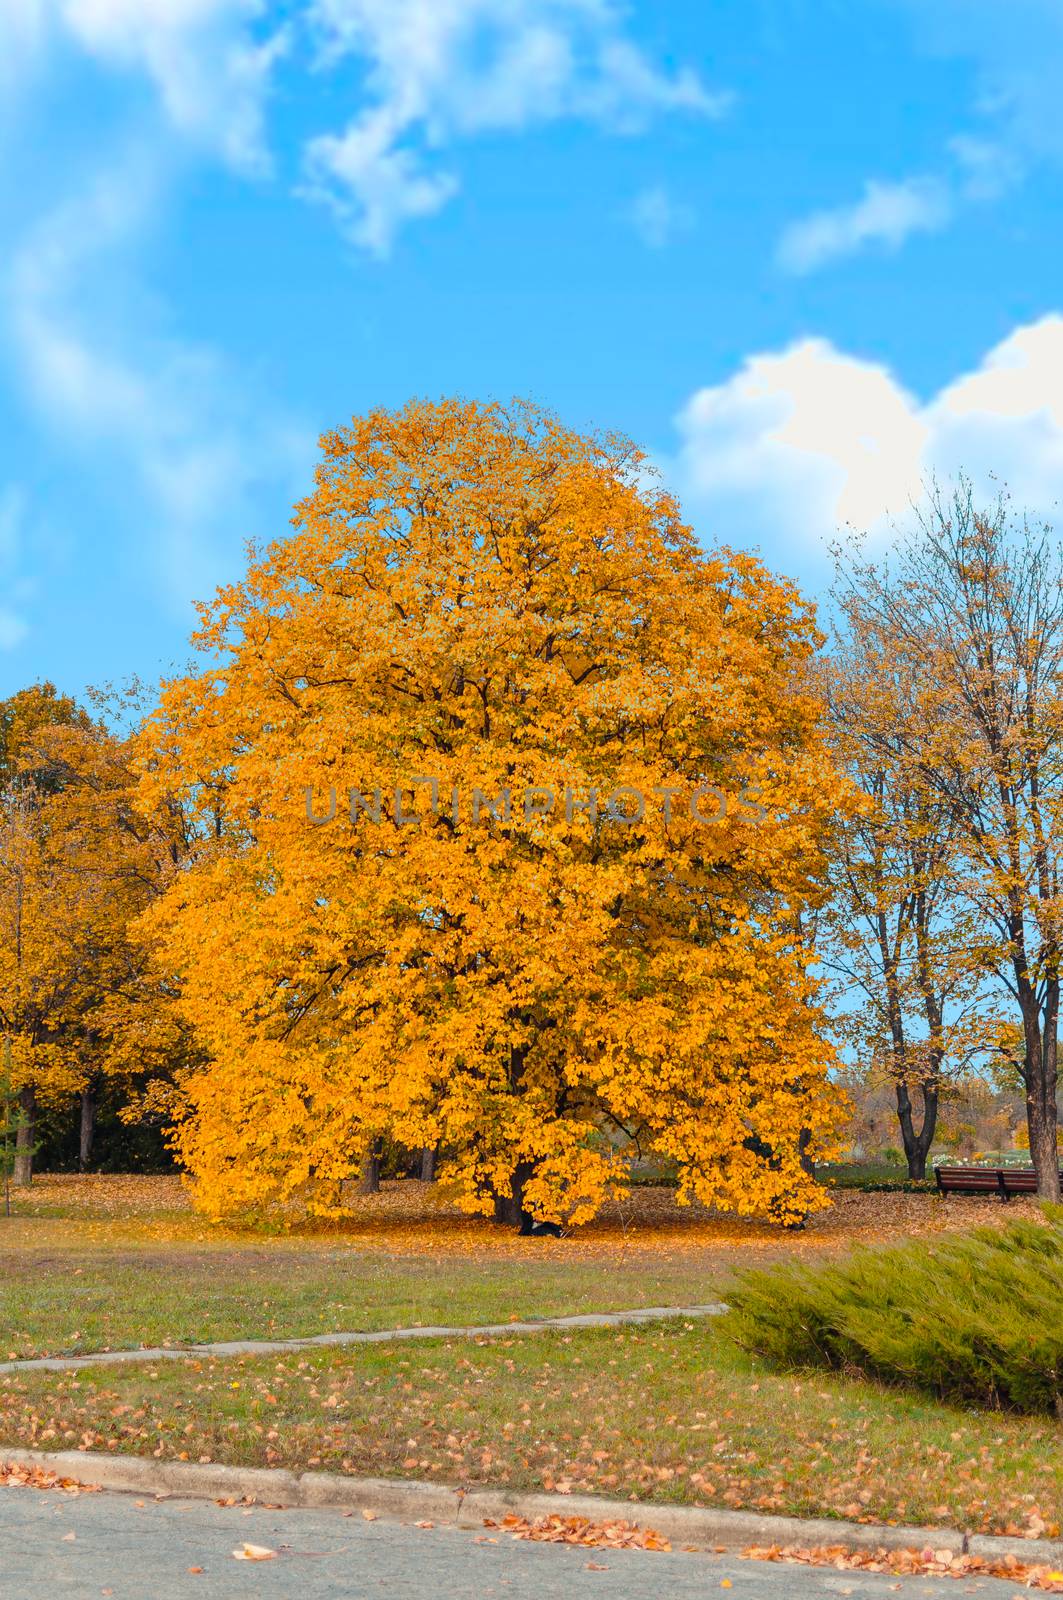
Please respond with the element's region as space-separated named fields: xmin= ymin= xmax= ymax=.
xmin=486 ymin=1515 xmax=670 ymax=1552
xmin=0 ymin=1462 xmax=98 ymax=1495
xmin=361 ymin=1508 xmax=378 ymax=1521
xmin=232 ymin=1543 xmax=277 ymax=1561
xmin=741 ymin=1543 xmax=1063 ymax=1592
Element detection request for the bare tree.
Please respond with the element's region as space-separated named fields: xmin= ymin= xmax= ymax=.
xmin=823 ymin=635 xmax=988 ymax=1178
xmin=835 ymin=481 xmax=1063 ymax=1198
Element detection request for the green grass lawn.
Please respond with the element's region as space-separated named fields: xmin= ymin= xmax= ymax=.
xmin=0 ymin=1248 xmax=729 ymax=1359
xmin=0 ymin=1173 xmax=748 ymax=1357
xmin=1 ymin=1320 xmax=1059 ymax=1539
xmin=0 ymin=1173 xmax=1038 ymax=1360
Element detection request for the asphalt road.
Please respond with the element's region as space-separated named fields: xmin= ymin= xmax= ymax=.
xmin=0 ymin=1487 xmax=1031 ymax=1600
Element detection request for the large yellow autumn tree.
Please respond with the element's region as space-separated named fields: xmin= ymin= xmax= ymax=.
xmin=141 ymin=399 xmax=850 ymax=1225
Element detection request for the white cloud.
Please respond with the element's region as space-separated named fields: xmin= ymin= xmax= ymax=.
xmin=929 ymin=317 xmax=1063 ymax=506
xmin=947 ymin=135 xmax=1022 ymax=201
xmin=778 ymin=176 xmax=951 ymax=275
xmin=897 ymin=0 xmax=1063 ymax=164
xmin=798 ymin=1 xmax=1063 ymax=271
xmin=628 ymin=184 xmax=693 ymax=249
xmin=0 ymin=487 xmax=31 ymax=652
xmin=0 ymin=607 xmax=29 ymax=652
xmin=302 ymin=0 xmax=727 ymax=253
xmin=6 ymin=0 xmax=285 ymax=170
xmin=670 ymin=316 xmax=1063 ymax=553
xmin=1 ymin=1 xmax=722 ymax=250
xmin=0 ymin=0 xmax=45 ymax=54
xmin=303 ymin=106 xmax=459 ymax=255
xmin=0 ymin=486 xmax=25 ymax=570
xmin=7 ymin=160 xmax=312 ymax=613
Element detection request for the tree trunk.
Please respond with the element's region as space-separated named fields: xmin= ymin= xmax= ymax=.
xmin=79 ymin=1085 xmax=97 ymax=1172
xmin=1027 ymin=1082 xmax=1060 ymax=1201
xmin=492 ymin=1160 xmax=533 ymax=1228
xmin=13 ymin=1085 xmax=35 ymax=1186
xmin=357 ymin=1139 xmax=383 ymax=1195
xmin=797 ymin=1126 xmax=815 ymax=1179
xmin=895 ymin=1079 xmax=938 ymax=1180
xmin=490 ymin=1040 xmax=536 ymax=1227
xmin=1021 ymin=990 xmax=1061 ymax=1201
xmin=880 ymin=947 xmax=937 ymax=1178
xmin=419 ymin=1144 xmax=437 ymax=1183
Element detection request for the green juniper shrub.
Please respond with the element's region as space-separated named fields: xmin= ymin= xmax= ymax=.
xmin=722 ymin=1209 xmax=1063 ymax=1416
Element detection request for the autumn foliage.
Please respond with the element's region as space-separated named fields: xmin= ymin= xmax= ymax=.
xmin=0 ymin=687 xmax=187 ymax=1181
xmin=139 ymin=398 xmax=848 ymax=1225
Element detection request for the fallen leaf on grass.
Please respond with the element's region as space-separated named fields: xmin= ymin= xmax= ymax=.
xmin=486 ymin=1515 xmax=670 ymax=1552
xmin=232 ymin=1543 xmax=277 ymax=1561
xmin=741 ymin=1543 xmax=1063 ymax=1591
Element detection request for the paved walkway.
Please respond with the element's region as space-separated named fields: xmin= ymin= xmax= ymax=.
xmin=0 ymin=1303 xmax=726 ymax=1375
xmin=0 ymin=1487 xmax=1028 ymax=1600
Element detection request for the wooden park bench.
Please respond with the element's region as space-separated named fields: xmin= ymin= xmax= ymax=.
xmin=934 ymin=1164 xmax=1055 ymax=1201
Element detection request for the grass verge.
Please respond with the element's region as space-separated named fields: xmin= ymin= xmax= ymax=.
xmin=1 ymin=1322 xmax=1059 ymax=1538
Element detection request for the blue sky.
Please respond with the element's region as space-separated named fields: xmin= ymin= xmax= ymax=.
xmin=4 ymin=0 xmax=1063 ymax=697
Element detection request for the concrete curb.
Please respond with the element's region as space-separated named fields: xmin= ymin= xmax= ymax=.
xmin=4 ymin=1448 xmax=1062 ymax=1566
xmin=966 ymin=1531 xmax=1063 ymax=1563
xmin=0 ymin=1304 xmax=726 ymax=1375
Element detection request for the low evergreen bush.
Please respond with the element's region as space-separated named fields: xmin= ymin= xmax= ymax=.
xmin=723 ymin=1210 xmax=1063 ymax=1416
xmin=816 ymin=1161 xmax=932 ymax=1191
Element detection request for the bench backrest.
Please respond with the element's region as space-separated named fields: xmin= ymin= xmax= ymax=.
xmin=999 ymin=1171 xmax=1041 ymax=1192
xmin=934 ymin=1164 xmax=1063 ymax=1195
xmin=935 ymin=1166 xmax=1001 ymax=1190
